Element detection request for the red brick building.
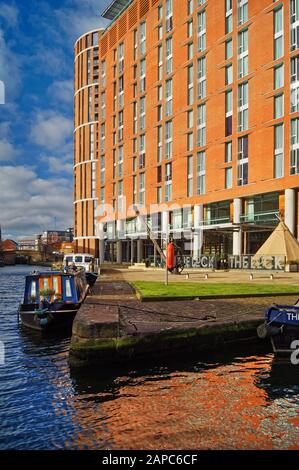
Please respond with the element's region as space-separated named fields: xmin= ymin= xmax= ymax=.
xmin=74 ymin=0 xmax=299 ymax=264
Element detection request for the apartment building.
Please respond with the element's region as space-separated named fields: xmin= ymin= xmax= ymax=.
xmin=74 ymin=0 xmax=299 ymax=265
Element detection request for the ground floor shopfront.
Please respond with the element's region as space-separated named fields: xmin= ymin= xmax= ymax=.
xmin=75 ymin=188 xmax=299 ymax=265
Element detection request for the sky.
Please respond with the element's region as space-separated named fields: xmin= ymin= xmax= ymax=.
xmin=0 ymin=0 xmax=109 ymax=240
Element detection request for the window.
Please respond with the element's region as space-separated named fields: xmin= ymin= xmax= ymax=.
xmin=290 ymin=118 xmax=299 ymax=174
xmin=188 ymin=0 xmax=193 ymax=16
xmin=157 ymin=186 xmax=162 ymax=203
xmin=274 ymin=7 xmax=284 ymax=60
xmin=225 ymin=0 xmax=233 ymax=34
xmin=238 ymin=29 xmax=248 ymax=78
xmin=165 ymin=0 xmax=173 ymax=32
xmin=187 ymin=156 xmax=193 ymax=197
xmin=101 ymin=61 xmax=106 ymax=88
xmin=187 ymin=132 xmax=194 ymax=151
xmin=225 ymin=89 xmax=233 ymax=136
xmin=188 ymin=42 xmax=193 ymax=61
xmin=100 ymin=92 xmax=105 ymax=120
xmin=237 ymin=136 xmax=248 ymax=185
xmin=291 ymin=0 xmax=299 ymax=51
xmin=118 ymin=146 xmax=124 ymax=177
xmin=118 ymin=75 xmax=124 ymax=107
xmin=140 ymin=21 xmax=146 ymax=55
xmin=197 ymin=104 xmax=206 ymax=147
xmin=118 ymin=110 xmax=124 ymax=141
xmin=165 ymin=162 xmax=172 ymax=201
xmin=197 ymin=56 xmax=206 ymax=99
xmin=133 ymin=101 xmax=137 ymax=134
xmin=188 ymin=109 xmax=194 ymax=128
xmin=139 ymin=173 xmax=145 ymax=205
xmin=118 ymin=42 xmax=124 ymax=74
xmin=274 ymin=124 xmax=284 ymax=178
xmin=140 ymin=96 xmax=146 ymax=130
xmin=140 ymin=59 xmax=146 ymax=92
xmin=165 ymin=37 xmax=173 ymax=75
xmin=225 ymin=141 xmax=232 ymax=162
xmin=139 ymin=134 xmax=146 ymax=169
xmin=274 ymin=63 xmax=284 ymax=89
xmin=118 ymin=180 xmax=124 ymax=213
xmin=134 ymin=29 xmax=138 ymax=60
xmin=238 ymin=82 xmax=248 ymax=132
xmin=188 ymin=64 xmax=194 ymax=105
xmin=133 ymin=175 xmax=137 ymax=204
xmin=196 ymin=151 xmax=206 ymax=195
xmin=100 ymin=123 xmax=105 ymax=152
xmin=291 ymin=56 xmax=299 ymax=112
xmin=165 ymin=120 xmax=173 ymax=159
xmin=225 ymin=39 xmax=233 ymax=60
xmin=187 ymin=20 xmax=193 ymax=38
xmin=225 ymin=63 xmax=233 ymax=85
xmin=238 ymin=0 xmax=248 ymax=26
xmin=100 ymin=156 xmax=105 ymax=185
xmin=158 ymin=45 xmax=163 ymax=80
xmin=165 ymin=79 xmax=173 ymax=116
xmin=197 ymin=11 xmax=206 ymax=52
xmin=274 ymin=94 xmax=284 ymax=119
xmin=157 ymin=125 xmax=162 ymax=162
xmin=225 ymin=167 xmax=233 ymax=189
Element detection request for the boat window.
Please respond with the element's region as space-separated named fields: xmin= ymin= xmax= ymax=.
xmin=30 ymin=281 xmax=37 ymax=298
xmin=84 ymin=257 xmax=93 ymax=263
xmin=43 ymin=278 xmax=49 ymax=289
xmin=75 ymin=256 xmax=83 ymax=262
xmin=65 ymin=279 xmax=72 ymax=298
xmin=52 ymin=277 xmax=59 ymax=294
xmin=65 ymin=256 xmax=73 ymax=262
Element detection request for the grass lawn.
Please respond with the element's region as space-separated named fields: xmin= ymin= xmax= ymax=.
xmin=132 ymin=281 xmax=299 ymax=299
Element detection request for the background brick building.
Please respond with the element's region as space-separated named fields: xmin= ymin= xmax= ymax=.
xmin=74 ymin=0 xmax=299 ymax=265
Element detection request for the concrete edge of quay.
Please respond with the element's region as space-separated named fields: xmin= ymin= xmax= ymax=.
xmin=69 ymin=316 xmax=263 ymax=369
xmin=68 ymin=277 xmax=266 ymax=368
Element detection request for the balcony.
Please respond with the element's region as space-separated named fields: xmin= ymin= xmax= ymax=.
xmin=204 ymin=216 xmax=231 ymax=226
xmin=240 ymin=210 xmax=279 ymax=225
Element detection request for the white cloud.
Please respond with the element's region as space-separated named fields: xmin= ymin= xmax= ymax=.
xmin=55 ymin=1 xmax=108 ymax=43
xmin=48 ymin=79 xmax=73 ymax=105
xmin=30 ymin=112 xmax=73 ymax=151
xmin=0 ymin=165 xmax=73 ymax=238
xmin=0 ymin=139 xmax=19 ymax=162
xmin=43 ymin=155 xmax=73 ymax=175
xmin=0 ymin=27 xmax=22 ymax=102
xmin=0 ymin=3 xmax=19 ymax=28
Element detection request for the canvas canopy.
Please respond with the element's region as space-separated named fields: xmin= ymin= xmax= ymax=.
xmin=252 ymin=221 xmax=299 ymax=263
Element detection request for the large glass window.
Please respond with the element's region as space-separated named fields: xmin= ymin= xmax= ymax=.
xmin=197 ymin=11 xmax=206 ymax=52
xmin=196 ymin=151 xmax=206 ymax=195
xmin=290 ymin=118 xmax=299 ymax=174
xmin=238 ymin=82 xmax=248 ymax=132
xmin=274 ymin=124 xmax=284 ymax=178
xmin=237 ymin=136 xmax=248 ymax=186
xmin=274 ymin=7 xmax=284 ymax=60
xmin=238 ymin=29 xmax=248 ymax=78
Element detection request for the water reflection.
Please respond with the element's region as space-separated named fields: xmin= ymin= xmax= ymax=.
xmin=1 ymin=266 xmax=299 ymax=449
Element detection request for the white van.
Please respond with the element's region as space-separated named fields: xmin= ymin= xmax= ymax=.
xmin=63 ymin=253 xmax=95 ymax=273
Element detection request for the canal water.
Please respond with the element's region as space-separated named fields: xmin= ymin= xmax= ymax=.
xmin=1 ymin=265 xmax=299 ymax=450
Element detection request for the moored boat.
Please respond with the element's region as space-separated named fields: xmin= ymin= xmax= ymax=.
xmin=257 ymin=302 xmax=299 ymax=356
xmin=19 ymin=269 xmax=89 ymax=332
xmin=63 ymin=253 xmax=98 ymax=287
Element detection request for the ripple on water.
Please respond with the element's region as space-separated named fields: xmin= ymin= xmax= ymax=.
xmin=1 ymin=265 xmax=299 ymax=449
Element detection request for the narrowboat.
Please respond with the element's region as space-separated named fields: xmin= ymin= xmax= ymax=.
xmin=19 ymin=269 xmax=89 ymax=332
xmin=257 ymin=302 xmax=299 ymax=356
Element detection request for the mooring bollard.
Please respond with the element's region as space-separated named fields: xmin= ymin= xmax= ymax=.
xmin=204 ymin=274 xmax=209 ymax=280
xmin=185 ymin=273 xmax=190 ymax=280
xmin=270 ymin=274 xmax=274 ymax=280
xmin=249 ymin=273 xmax=253 ymax=280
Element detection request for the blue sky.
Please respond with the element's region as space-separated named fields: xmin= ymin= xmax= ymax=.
xmin=0 ymin=0 xmax=109 ymax=239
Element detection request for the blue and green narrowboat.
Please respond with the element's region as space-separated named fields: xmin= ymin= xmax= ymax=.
xmin=19 ymin=269 xmax=89 ymax=331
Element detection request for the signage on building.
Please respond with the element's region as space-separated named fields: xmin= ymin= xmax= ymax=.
xmin=183 ymin=255 xmax=285 ymax=270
